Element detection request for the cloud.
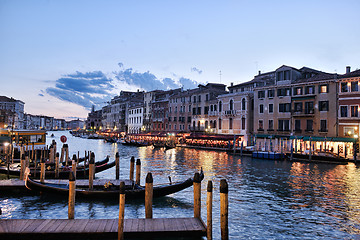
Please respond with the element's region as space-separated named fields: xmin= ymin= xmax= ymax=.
xmin=114 ymin=68 xmax=199 ymax=91
xmin=45 ymin=71 xmax=114 ymax=110
xmin=44 ymin=66 xmax=200 ymax=110
xmin=191 ymin=67 xmax=203 ymax=74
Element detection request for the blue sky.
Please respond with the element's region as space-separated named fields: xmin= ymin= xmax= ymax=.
xmin=0 ymin=0 xmax=359 ymax=119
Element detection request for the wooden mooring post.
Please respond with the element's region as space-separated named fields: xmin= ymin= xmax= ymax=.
xmin=40 ymin=157 xmax=45 ymax=183
xmin=89 ymin=153 xmax=95 ymax=190
xmin=55 ymin=152 xmax=60 ymax=179
xmin=72 ymin=154 xmax=77 ymax=179
xmin=193 ymin=172 xmax=201 ymax=218
xmin=207 ymin=180 xmax=213 ymax=240
xmin=136 ymin=159 xmax=141 ymax=185
xmin=68 ymin=171 xmax=76 ymax=219
xmin=130 ymin=156 xmax=135 ymax=181
xmin=118 ymin=181 xmax=125 ymax=240
xmin=20 ymin=154 xmax=26 ymax=180
xmin=145 ymin=172 xmax=153 ymax=219
xmin=115 ymin=152 xmax=120 ymax=180
xmin=220 ymin=179 xmax=229 ymax=240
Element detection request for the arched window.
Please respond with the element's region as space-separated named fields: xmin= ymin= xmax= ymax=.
xmin=197 ymin=121 xmax=200 ymax=130
xmin=213 ymin=120 xmax=217 ymax=128
xmin=219 ymin=101 xmax=222 ymax=112
xmin=242 ymin=98 xmax=246 ymax=110
xmin=205 ymin=121 xmax=208 ymax=129
xmin=230 ymin=99 xmax=234 ymax=110
xmin=219 ymin=118 xmax=222 ymax=129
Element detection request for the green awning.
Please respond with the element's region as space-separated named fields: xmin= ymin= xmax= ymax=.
xmin=0 ymin=136 xmax=11 ymax=143
xmin=331 ymin=137 xmax=357 ymax=143
xmin=255 ymin=134 xmax=270 ymax=138
xmin=290 ymin=136 xmax=303 ymax=139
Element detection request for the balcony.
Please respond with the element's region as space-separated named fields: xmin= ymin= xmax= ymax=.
xmin=208 ymin=111 xmax=218 ymax=116
xmin=190 ymin=126 xmax=205 ymax=132
xmin=224 ymin=110 xmax=237 ymax=116
xmin=277 ymin=129 xmax=291 ymax=132
xmin=257 ymin=128 xmax=264 ymax=132
xmin=305 ymin=129 xmax=314 ymax=133
xmin=319 ymin=129 xmax=328 ymax=133
xmin=292 ymin=109 xmax=314 ymax=116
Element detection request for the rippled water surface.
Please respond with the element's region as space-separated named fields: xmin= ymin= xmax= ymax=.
xmin=1 ymin=131 xmax=360 ymax=239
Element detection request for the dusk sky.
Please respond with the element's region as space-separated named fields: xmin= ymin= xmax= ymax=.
xmin=1 ymin=0 xmax=359 ymax=120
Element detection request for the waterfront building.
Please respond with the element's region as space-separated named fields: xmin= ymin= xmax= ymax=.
xmin=143 ymin=90 xmax=163 ymax=133
xmin=337 ymin=67 xmax=360 ymax=158
xmin=152 ymin=89 xmax=181 ymax=132
xmin=218 ymin=71 xmax=274 ymax=145
xmin=101 ymin=90 xmax=144 ymax=132
xmin=67 ymin=119 xmax=84 ymax=130
xmin=0 ymin=96 xmax=25 ymax=129
xmin=188 ymin=83 xmax=227 ymax=132
xmin=253 ymin=65 xmax=337 ymax=152
xmin=86 ymin=109 xmax=103 ymax=130
xmin=24 ymin=114 xmax=42 ymax=130
xmin=127 ymin=101 xmax=144 ymax=134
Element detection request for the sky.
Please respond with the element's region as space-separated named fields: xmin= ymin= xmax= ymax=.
xmin=0 ymin=0 xmax=359 ymax=120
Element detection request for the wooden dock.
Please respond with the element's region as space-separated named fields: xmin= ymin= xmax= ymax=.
xmin=0 ymin=218 xmax=206 ymax=239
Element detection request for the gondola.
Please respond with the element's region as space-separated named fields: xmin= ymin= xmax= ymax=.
xmin=25 ymin=169 xmax=204 ymax=199
xmin=289 ymin=152 xmax=349 ymax=164
xmin=0 ymin=157 xmax=114 ymax=179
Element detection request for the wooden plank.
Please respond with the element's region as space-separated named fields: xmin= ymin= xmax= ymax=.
xmin=62 ymin=219 xmax=77 ymax=232
xmin=95 ymin=219 xmax=108 ymax=232
xmin=136 ymin=218 xmax=145 ymax=232
xmin=110 ymin=218 xmax=119 ymax=232
xmin=82 ymin=219 xmax=98 ymax=233
xmin=152 ymin=218 xmax=165 ymax=232
xmin=0 ymin=220 xmax=9 ymax=233
xmin=103 ymin=219 xmax=115 ymax=233
xmin=19 ymin=219 xmax=36 ymax=233
xmin=72 ymin=219 xmax=90 ymax=233
xmin=53 ymin=219 xmax=72 ymax=233
xmin=33 ymin=219 xmax=51 ymax=232
xmin=44 ymin=219 xmax=62 ymax=233
xmin=22 ymin=219 xmax=43 ymax=233
xmin=14 ymin=219 xmax=29 ymax=233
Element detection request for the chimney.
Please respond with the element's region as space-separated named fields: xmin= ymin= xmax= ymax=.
xmin=346 ymin=66 xmax=351 ymax=74
xmin=258 ymin=70 xmax=261 ymax=75
xmin=230 ymin=82 xmax=233 ymax=87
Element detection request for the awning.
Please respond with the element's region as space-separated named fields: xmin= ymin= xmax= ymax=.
xmin=331 ymin=137 xmax=357 ymax=143
xmin=291 ymin=96 xmax=316 ymax=101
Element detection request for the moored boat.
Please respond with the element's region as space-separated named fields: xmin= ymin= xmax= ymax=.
xmin=25 ymin=169 xmax=204 ymax=199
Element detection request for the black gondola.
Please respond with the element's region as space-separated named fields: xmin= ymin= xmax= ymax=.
xmin=25 ymin=169 xmax=204 ymax=199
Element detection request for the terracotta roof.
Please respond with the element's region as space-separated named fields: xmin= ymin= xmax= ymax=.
xmin=0 ymin=96 xmax=21 ymax=103
xmin=293 ymin=73 xmax=337 ymax=83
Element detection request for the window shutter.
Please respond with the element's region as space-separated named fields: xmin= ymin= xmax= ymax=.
xmin=326 ymin=84 xmax=329 ymax=93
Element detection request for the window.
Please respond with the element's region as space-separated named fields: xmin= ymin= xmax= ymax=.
xmin=341 ymin=82 xmax=348 ymax=92
xmin=174 ymin=117 xmax=177 ymax=122
xmin=230 ymin=99 xmax=234 ymax=110
xmin=279 ymin=103 xmax=291 ymax=112
xmin=351 ymin=81 xmax=359 ymax=92
xmin=268 ymin=120 xmax=273 ymax=130
xmin=214 ymin=104 xmax=217 ymax=111
xmin=258 ymin=120 xmax=264 ymax=130
xmin=192 ymin=107 xmax=196 ymax=115
xmin=229 ymin=118 xmax=233 ymax=129
xmin=294 ymin=102 xmax=302 ymax=112
xmin=259 ymin=104 xmax=264 ymax=113
xmin=305 ymin=86 xmax=315 ymax=94
xmin=206 ymin=94 xmax=209 ymax=101
xmin=210 ymin=105 xmax=213 ymax=111
xmin=277 ymin=88 xmax=291 ymax=97
xmin=268 ymin=89 xmax=275 ymax=98
xmin=204 ymin=106 xmax=209 ymax=115
xmin=351 ymin=106 xmax=358 ymax=117
xmin=304 ymin=101 xmax=314 ymax=114
xmin=340 ymin=106 xmax=348 ymax=117
xmin=219 ymin=118 xmax=222 ymax=129
xmin=294 ymin=87 xmax=303 ymax=95
xmin=319 ymin=84 xmax=329 ymax=93
xmin=205 ymin=121 xmax=208 ymax=129
xmin=193 ymin=96 xmax=197 ymax=103
xmin=197 ymin=107 xmax=201 ymax=115
xmin=219 ymin=101 xmax=222 ymax=112
xmin=319 ymin=101 xmax=329 ymax=111
xmin=320 ymin=120 xmax=327 ymax=132
xmin=198 ymin=95 xmax=201 ymax=102
xmin=241 ymin=117 xmax=245 ymax=130
xmin=189 ymin=105 xmax=191 ymax=112
xmin=295 ymin=120 xmax=301 ymax=131
xmin=269 ymin=104 xmax=273 ymax=113
xmin=277 ymin=70 xmax=290 ymax=81
xmin=258 ymin=91 xmax=265 ymax=99
xmin=242 ymin=98 xmax=246 ymax=110
xmin=175 ymin=106 xmax=177 ymax=112
xmin=306 ymin=120 xmax=313 ymax=131
xmin=187 ymin=116 xmax=191 ymax=123
xmin=278 ymin=119 xmax=290 ymax=131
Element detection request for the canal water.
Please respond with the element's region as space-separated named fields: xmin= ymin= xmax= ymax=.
xmin=1 ymin=131 xmax=360 ymax=239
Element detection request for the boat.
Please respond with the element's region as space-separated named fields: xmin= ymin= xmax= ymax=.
xmin=0 ymin=157 xmax=114 ymax=179
xmin=25 ymin=169 xmax=204 ymax=199
xmin=152 ymin=142 xmax=165 ymax=148
xmin=289 ymin=152 xmax=349 ymax=164
xmin=252 ymin=151 xmax=284 ymax=160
